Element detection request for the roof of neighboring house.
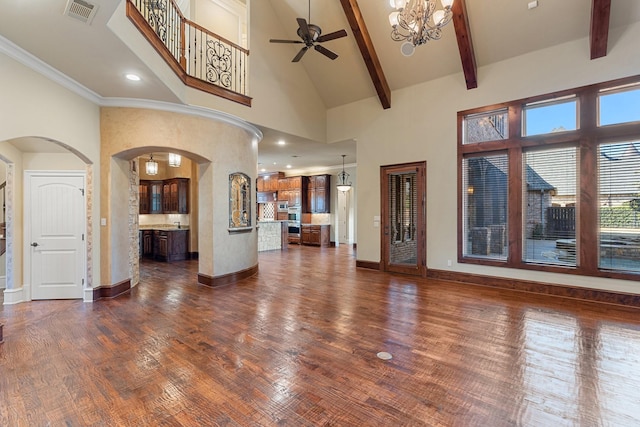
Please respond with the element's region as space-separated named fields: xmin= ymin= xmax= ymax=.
xmin=526 ymin=166 xmax=556 ymax=192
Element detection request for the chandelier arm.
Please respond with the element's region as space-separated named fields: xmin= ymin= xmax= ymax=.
xmin=390 ymin=0 xmax=454 ymax=47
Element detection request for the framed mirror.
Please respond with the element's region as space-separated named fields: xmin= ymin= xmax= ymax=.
xmin=229 ymin=172 xmax=251 ymax=230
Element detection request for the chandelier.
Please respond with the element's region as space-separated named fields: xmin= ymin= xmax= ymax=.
xmin=168 ymin=153 xmax=182 ymax=167
xmin=388 ymin=0 xmax=454 ymax=55
xmin=337 ymin=155 xmax=352 ymax=192
xmin=146 ymin=154 xmax=158 ymax=175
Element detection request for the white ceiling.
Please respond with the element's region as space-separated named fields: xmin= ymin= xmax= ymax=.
xmin=2 ymin=0 xmax=640 ymax=170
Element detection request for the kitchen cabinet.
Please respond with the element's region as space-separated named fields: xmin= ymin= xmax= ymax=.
xmin=304 ymin=174 xmax=330 ymax=213
xmin=139 ymin=180 xmax=163 ymax=214
xmin=163 ymin=178 xmax=189 ymax=214
xmin=141 ymin=230 xmax=154 ymax=258
xmin=257 ymin=172 xmax=282 ymax=192
xmin=301 ymin=224 xmax=330 ymax=247
xmin=153 ymin=229 xmax=189 ymax=261
xmin=278 ymin=176 xmax=304 ymax=207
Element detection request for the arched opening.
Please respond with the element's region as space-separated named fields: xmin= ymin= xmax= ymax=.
xmin=0 ymin=136 xmax=94 ymax=304
xmin=112 ymin=147 xmax=207 ymax=289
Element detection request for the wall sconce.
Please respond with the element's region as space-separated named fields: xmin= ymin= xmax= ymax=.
xmin=146 ymin=154 xmax=158 ymax=175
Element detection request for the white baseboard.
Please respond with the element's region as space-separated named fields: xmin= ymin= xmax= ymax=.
xmin=3 ymin=287 xmax=24 ymax=305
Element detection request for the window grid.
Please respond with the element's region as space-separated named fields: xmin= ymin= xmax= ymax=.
xmin=458 ymin=74 xmax=640 ymax=280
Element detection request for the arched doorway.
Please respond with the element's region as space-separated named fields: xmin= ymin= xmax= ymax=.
xmin=1 ymin=136 xmax=94 ymax=303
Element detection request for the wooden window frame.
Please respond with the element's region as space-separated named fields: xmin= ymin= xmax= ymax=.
xmin=457 ymin=74 xmax=640 ymax=281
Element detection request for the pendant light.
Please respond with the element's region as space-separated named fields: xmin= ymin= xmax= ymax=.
xmin=168 ymin=153 xmax=182 ymax=167
xmin=146 ymin=154 xmax=158 ymax=175
xmin=337 ymin=154 xmax=352 ymax=192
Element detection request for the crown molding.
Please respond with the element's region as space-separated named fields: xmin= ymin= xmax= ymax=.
xmin=0 ymin=34 xmax=102 ymax=104
xmin=0 ymin=34 xmax=262 ymax=142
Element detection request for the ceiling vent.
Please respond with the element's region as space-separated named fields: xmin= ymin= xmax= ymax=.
xmin=64 ymin=0 xmax=99 ymax=25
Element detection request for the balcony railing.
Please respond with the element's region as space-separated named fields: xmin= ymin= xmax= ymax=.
xmin=126 ymin=0 xmax=251 ymax=107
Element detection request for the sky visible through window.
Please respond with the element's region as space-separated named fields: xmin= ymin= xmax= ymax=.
xmin=523 ymin=87 xmax=640 ymax=135
xmin=524 ymin=100 xmax=577 ymax=136
xmin=599 ymin=88 xmax=640 ymax=126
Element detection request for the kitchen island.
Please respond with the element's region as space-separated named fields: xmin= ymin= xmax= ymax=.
xmin=257 ymin=220 xmax=288 ymax=252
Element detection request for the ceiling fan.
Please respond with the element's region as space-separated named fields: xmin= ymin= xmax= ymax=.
xmin=269 ymin=0 xmax=348 ymax=62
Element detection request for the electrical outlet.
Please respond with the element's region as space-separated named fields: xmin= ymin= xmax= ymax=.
xmin=447 ymin=259 xmax=452 ymax=267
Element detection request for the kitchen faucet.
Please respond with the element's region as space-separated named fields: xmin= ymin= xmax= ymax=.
xmin=174 ymin=221 xmax=181 ymax=229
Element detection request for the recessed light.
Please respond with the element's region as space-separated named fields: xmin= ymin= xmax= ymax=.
xmin=286 ymin=164 xmax=292 ymax=169
xmin=260 ymin=168 xmax=266 ymax=172
xmin=125 ymin=73 xmax=141 ymax=81
xmin=277 ymin=140 xmax=286 ymax=146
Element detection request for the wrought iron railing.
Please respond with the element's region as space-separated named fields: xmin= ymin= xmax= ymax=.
xmin=127 ymin=0 xmax=250 ymax=106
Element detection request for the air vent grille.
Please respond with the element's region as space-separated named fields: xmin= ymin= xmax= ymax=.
xmin=64 ymin=0 xmax=99 ymax=24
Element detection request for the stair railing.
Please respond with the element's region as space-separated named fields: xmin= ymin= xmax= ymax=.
xmin=126 ymin=0 xmax=251 ymax=106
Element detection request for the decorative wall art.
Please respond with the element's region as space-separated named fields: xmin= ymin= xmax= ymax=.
xmin=229 ymin=172 xmax=252 ymax=231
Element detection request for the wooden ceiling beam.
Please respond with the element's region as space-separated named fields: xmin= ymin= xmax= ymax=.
xmin=339 ymin=0 xmax=391 ymax=109
xmin=451 ymin=0 xmax=477 ymax=90
xmin=590 ymin=0 xmax=611 ymax=59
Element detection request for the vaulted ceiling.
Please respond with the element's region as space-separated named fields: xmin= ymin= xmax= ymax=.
xmin=1 ymin=0 xmax=639 ymax=171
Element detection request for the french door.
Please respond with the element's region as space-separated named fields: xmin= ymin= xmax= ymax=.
xmin=381 ymin=162 xmax=426 ymax=276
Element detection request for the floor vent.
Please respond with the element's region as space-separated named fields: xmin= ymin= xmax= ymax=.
xmin=64 ymin=0 xmax=99 ymax=24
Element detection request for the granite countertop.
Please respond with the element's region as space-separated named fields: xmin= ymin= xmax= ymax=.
xmin=140 ymin=224 xmax=190 ymax=231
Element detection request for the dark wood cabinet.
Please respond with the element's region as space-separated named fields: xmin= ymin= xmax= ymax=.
xmin=149 ymin=181 xmax=163 ymax=214
xmin=278 ymin=175 xmax=304 ymax=207
xmin=257 ymin=172 xmax=282 ymax=192
xmin=141 ymin=230 xmax=154 ymax=258
xmin=139 ymin=181 xmax=150 ymax=214
xmin=163 ymin=178 xmax=189 ymax=214
xmin=140 ymin=178 xmax=188 ymax=214
xmin=304 ymin=174 xmax=330 ymax=213
xmin=139 ymin=180 xmax=163 ymax=214
xmin=153 ymin=229 xmax=189 ymax=261
xmin=301 ymin=224 xmax=330 ymax=247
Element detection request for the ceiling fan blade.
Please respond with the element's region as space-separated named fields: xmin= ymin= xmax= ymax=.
xmin=297 ymin=18 xmax=311 ymax=42
xmin=270 ymin=39 xmax=304 ymax=44
xmin=314 ymin=44 xmax=338 ymax=60
xmin=316 ymin=29 xmax=347 ymax=43
xmin=292 ymin=46 xmax=310 ymax=62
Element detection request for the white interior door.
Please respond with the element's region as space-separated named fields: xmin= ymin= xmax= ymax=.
xmin=29 ymin=173 xmax=85 ymax=300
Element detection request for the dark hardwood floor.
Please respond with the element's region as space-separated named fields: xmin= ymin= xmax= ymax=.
xmin=1 ymin=244 xmax=640 ymax=426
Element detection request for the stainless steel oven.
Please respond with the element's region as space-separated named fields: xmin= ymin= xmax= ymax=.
xmin=287 ymin=206 xmax=301 ymax=222
xmin=288 ymin=221 xmax=300 ymax=235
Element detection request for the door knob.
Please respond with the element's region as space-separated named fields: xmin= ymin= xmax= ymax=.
xmin=31 ymin=242 xmax=39 ymax=247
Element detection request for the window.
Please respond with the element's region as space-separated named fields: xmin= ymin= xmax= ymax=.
xmin=458 ymin=75 xmax=640 ymax=280
xmin=599 ymin=84 xmax=640 ymax=126
xmin=598 ymin=141 xmax=640 ymax=272
xmin=463 ymin=154 xmax=508 ymax=260
xmin=522 ymin=147 xmax=578 ymax=266
xmin=523 ymin=97 xmax=578 ymax=136
xmin=463 ymin=109 xmax=509 ymax=144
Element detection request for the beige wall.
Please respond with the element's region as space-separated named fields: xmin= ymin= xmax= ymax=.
xmin=0 ymin=52 xmax=101 ymax=298
xmin=327 ymin=21 xmax=640 ymax=295
xmin=107 ymin=0 xmax=327 ymax=144
xmin=100 ymin=107 xmax=259 ymax=284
